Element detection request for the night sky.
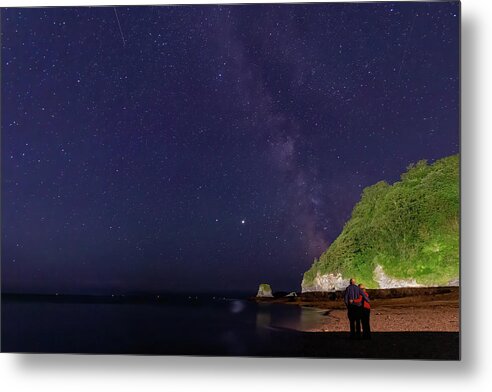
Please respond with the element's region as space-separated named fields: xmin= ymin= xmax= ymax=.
xmin=1 ymin=2 xmax=459 ymax=294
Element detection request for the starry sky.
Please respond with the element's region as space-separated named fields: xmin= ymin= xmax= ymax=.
xmin=1 ymin=2 xmax=459 ymax=295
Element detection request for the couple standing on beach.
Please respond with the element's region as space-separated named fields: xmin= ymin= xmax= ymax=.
xmin=344 ymin=278 xmax=371 ymax=339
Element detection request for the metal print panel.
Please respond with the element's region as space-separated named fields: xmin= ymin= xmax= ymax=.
xmin=1 ymin=1 xmax=460 ymax=359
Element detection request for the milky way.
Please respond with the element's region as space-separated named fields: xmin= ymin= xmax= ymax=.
xmin=1 ymin=3 xmax=459 ymax=294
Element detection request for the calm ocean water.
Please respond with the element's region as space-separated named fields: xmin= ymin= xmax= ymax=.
xmin=1 ymin=295 xmax=325 ymax=356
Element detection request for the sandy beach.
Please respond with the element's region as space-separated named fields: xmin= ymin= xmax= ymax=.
xmin=311 ymin=303 xmax=459 ymax=333
xmin=251 ymin=287 xmax=460 ymax=359
xmin=255 ymin=287 xmax=460 ymax=333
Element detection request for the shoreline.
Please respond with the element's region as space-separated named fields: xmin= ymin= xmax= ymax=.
xmin=253 ymin=287 xmax=460 ymax=333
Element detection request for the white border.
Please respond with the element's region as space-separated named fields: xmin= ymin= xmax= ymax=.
xmin=2 ymin=0 xmax=492 ymax=390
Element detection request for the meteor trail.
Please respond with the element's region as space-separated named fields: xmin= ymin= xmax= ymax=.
xmin=113 ymin=7 xmax=126 ymax=47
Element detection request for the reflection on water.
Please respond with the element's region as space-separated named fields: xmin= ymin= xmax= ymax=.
xmin=229 ymin=299 xmax=246 ymax=314
xmin=255 ymin=305 xmax=272 ymax=338
xmin=1 ymin=297 xmax=325 ymax=355
xmin=298 ymin=306 xmax=326 ymax=331
xmin=255 ymin=302 xmax=324 ymax=332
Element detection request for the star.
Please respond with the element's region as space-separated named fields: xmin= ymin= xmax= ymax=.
xmin=1 ymin=2 xmax=459 ymax=296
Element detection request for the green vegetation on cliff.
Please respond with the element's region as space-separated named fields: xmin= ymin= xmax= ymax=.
xmin=303 ymin=154 xmax=459 ymax=288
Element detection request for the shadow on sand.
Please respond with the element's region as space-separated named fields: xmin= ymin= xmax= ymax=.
xmin=258 ymin=331 xmax=460 ymax=360
xmin=3 ymin=330 xmax=458 ymax=360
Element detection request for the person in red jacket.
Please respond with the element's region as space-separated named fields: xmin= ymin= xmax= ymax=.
xmin=352 ymin=284 xmax=371 ymax=339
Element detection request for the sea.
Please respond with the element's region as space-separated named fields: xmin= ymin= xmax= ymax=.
xmin=1 ymin=294 xmax=326 ymax=356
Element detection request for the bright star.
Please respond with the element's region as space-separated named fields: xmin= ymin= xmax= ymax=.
xmin=241 ymin=219 xmax=245 ymax=224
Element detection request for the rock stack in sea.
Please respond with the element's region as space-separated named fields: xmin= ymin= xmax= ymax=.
xmin=256 ymin=283 xmax=273 ymax=297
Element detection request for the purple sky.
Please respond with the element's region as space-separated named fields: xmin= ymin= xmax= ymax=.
xmin=1 ymin=2 xmax=459 ymax=294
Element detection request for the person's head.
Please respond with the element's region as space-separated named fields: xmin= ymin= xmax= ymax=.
xmin=350 ymin=278 xmax=356 ymax=285
xmin=358 ymin=283 xmax=366 ymax=291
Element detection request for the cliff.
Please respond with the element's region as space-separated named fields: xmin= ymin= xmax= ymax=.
xmin=302 ymin=154 xmax=459 ymax=292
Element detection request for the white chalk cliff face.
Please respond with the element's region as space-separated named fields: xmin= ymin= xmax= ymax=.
xmin=301 ymin=265 xmax=460 ymax=292
xmin=373 ymin=265 xmax=459 ymax=288
xmin=372 ymin=265 xmax=423 ymax=288
xmin=301 ymin=272 xmax=349 ymax=293
xmin=256 ymin=284 xmax=273 ymax=297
